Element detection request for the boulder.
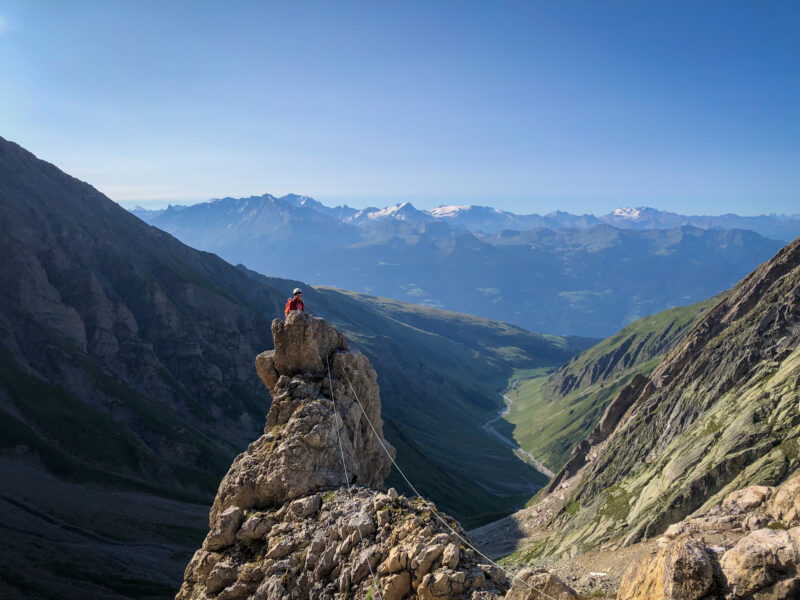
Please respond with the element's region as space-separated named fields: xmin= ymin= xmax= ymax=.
xmin=378 ymin=546 xmax=407 ymax=575
xmin=766 ymin=476 xmax=800 ymax=525
xmin=619 ymin=473 xmax=800 ymax=600
xmin=287 ymin=494 xmax=321 ymax=520
xmin=206 ymin=558 xmax=238 ymax=594
xmin=443 ymin=543 xmax=460 ymax=569
xmin=504 ymin=568 xmax=581 ymax=600
xmin=723 ymin=485 xmax=773 ymax=514
xmin=206 ymin=507 xmax=244 ymax=551
xmin=617 ymin=536 xmax=713 ymax=600
xmin=270 ymin=311 xmax=348 ymax=377
xmin=381 ymin=571 xmax=411 ymax=600
xmin=237 ymin=513 xmax=275 ymax=543
xmin=413 ymin=543 xmax=446 ymax=578
xmin=719 ymin=527 xmax=800 ymax=598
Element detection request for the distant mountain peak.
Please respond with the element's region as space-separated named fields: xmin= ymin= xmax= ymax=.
xmin=347 ymin=201 xmax=433 ymax=224
xmin=429 ymin=204 xmax=475 ymax=217
xmin=429 ymin=204 xmax=508 ymax=218
xmin=611 ymin=207 xmax=643 ymax=219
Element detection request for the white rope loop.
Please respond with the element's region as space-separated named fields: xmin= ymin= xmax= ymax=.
xmin=339 ymin=365 xmax=559 ymax=600
xmin=325 ymin=355 xmax=385 ymax=600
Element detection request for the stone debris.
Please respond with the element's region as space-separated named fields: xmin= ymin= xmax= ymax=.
xmin=504 ymin=568 xmax=581 ymax=599
xmin=617 ymin=474 xmax=800 ymax=599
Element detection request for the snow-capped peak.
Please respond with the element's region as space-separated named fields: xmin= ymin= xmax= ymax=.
xmin=366 ymin=203 xmax=422 ymax=220
xmin=429 ymin=205 xmax=472 ymax=218
xmin=612 ymin=207 xmax=642 ymax=219
xmin=371 ymin=203 xmax=408 ymax=218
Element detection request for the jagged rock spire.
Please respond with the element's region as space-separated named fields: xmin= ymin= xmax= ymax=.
xmin=210 ymin=312 xmax=395 ymax=523
xmin=176 ymin=314 xmax=520 ymax=599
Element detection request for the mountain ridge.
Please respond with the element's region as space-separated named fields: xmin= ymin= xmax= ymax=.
xmin=130 ymin=194 xmax=785 ymax=337
xmin=499 ymin=297 xmax=718 ymax=474
xmin=132 ymin=196 xmax=800 ymax=241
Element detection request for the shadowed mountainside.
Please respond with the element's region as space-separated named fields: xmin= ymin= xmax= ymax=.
xmin=0 ymin=137 xmax=585 ymax=598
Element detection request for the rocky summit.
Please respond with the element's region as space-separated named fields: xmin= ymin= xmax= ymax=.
xmin=176 ymin=312 xmax=532 ymax=600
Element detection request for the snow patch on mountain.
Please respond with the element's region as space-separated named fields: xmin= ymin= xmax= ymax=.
xmin=429 ymin=205 xmax=508 ymax=218
xmin=611 ymin=207 xmax=643 ymax=219
xmin=429 ymin=204 xmax=473 ymax=217
xmin=347 ymin=202 xmax=433 ymax=224
xmin=369 ymin=202 xmax=411 ymax=219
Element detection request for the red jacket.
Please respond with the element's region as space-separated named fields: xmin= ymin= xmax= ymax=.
xmin=284 ymin=297 xmax=305 ymax=317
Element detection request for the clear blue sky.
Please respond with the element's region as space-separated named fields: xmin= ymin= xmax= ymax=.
xmin=1 ymin=0 xmax=798 ymax=215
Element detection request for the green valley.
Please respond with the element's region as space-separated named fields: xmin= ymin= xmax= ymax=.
xmin=501 ymin=298 xmax=717 ymax=472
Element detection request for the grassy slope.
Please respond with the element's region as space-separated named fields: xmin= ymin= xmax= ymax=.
xmin=522 ymin=319 xmax=800 ymax=560
xmin=502 ymin=298 xmax=716 ymax=472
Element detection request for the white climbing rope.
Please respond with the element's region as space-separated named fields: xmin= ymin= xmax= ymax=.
xmin=325 ymin=355 xmax=385 ymax=600
xmin=339 ymin=365 xmax=560 ymax=600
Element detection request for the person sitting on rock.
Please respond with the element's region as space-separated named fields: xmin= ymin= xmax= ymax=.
xmin=284 ymin=288 xmax=305 ymax=317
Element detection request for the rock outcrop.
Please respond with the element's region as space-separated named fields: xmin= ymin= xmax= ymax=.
xmin=505 ymin=569 xmax=581 ymax=600
xmin=209 ymin=313 xmax=391 ymax=523
xmin=176 ymin=312 xmax=512 ymax=599
xmin=617 ymin=475 xmax=800 ymax=599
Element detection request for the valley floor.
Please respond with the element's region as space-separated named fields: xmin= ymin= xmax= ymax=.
xmin=480 ymin=391 xmax=555 ymax=479
xmin=471 ymin=372 xmax=638 ymax=597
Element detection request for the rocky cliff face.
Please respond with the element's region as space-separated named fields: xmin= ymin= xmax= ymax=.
xmin=493 ymin=235 xmax=800 ymax=561
xmin=177 ymin=313 xmax=515 ymax=600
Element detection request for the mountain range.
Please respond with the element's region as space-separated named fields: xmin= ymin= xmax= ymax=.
xmin=133 ymin=198 xmax=800 ymax=242
xmin=131 ymin=195 xmax=786 ymax=337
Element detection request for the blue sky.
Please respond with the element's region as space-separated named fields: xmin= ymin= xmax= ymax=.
xmin=1 ymin=0 xmax=798 ymax=215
